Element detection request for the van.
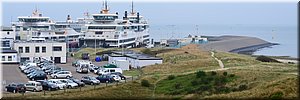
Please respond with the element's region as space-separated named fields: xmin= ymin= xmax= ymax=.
xmin=25 ymin=81 xmax=43 ymax=92
xmin=97 ymin=68 xmax=122 ymax=75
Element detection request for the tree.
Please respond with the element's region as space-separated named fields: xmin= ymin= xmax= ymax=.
xmin=223 ymin=72 xmax=228 ymax=76
xmin=141 ymin=80 xmax=150 ymax=87
xmin=211 ymin=71 xmax=217 ymax=76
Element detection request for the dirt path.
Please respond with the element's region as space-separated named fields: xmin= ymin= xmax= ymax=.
xmin=211 ymin=51 xmax=224 ymax=69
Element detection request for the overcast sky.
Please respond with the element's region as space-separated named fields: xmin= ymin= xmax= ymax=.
xmin=2 ymin=2 xmax=297 ymax=26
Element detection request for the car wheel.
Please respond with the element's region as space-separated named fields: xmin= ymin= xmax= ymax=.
xmin=54 ymin=76 xmax=57 ymax=79
xmin=33 ymin=89 xmax=36 ymax=92
xmin=13 ymin=90 xmax=16 ymax=93
xmin=66 ymin=76 xmax=70 ymax=78
xmin=90 ymin=83 xmax=94 ymax=85
xmin=68 ymin=85 xmax=71 ymax=88
xmin=48 ymin=88 xmax=51 ymax=91
xmin=106 ymin=80 xmax=109 ymax=83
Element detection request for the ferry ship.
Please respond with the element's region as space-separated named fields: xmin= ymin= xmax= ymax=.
xmin=11 ymin=1 xmax=150 ymax=48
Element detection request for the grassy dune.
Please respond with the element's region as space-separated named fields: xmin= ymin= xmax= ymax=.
xmin=3 ymin=44 xmax=298 ymax=99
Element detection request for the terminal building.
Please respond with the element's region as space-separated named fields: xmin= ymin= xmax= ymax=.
xmin=14 ymin=40 xmax=67 ymax=63
xmin=108 ymin=50 xmax=163 ymax=69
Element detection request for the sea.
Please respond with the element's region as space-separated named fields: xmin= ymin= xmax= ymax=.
xmin=149 ymin=24 xmax=298 ymax=58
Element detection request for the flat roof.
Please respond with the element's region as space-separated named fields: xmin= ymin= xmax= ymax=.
xmin=1 ymin=49 xmax=18 ymax=53
xmin=111 ymin=50 xmax=162 ymax=60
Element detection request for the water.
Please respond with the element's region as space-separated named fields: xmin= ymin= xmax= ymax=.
xmin=149 ymin=24 xmax=298 ymax=58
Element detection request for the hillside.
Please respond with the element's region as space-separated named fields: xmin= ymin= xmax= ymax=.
xmin=2 ymin=44 xmax=298 ymax=99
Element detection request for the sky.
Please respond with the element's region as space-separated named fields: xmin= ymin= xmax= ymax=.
xmin=1 ymin=2 xmax=297 ymax=26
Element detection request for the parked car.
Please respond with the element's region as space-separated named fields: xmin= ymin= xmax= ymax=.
xmin=58 ymin=79 xmax=79 ymax=88
xmin=76 ymin=64 xmax=89 ymax=73
xmin=89 ymin=65 xmax=100 ymax=72
xmin=81 ymin=76 xmax=100 ymax=85
xmin=19 ymin=63 xmax=37 ymax=71
xmin=28 ymin=72 xmax=47 ymax=81
xmin=82 ymin=53 xmax=90 ymax=60
xmin=24 ymin=81 xmax=43 ymax=92
xmin=51 ymin=71 xmax=73 ymax=79
xmin=69 ymin=78 xmax=85 ymax=87
xmin=48 ymin=79 xmax=67 ymax=89
xmin=96 ymin=75 xmax=114 ymax=83
xmin=110 ymin=72 xmax=126 ymax=80
xmin=5 ymin=83 xmax=26 ymax=93
xmin=35 ymin=80 xmax=59 ymax=91
xmin=110 ymin=74 xmax=121 ymax=82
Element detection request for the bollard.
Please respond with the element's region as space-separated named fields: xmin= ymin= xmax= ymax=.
xmin=116 ymin=81 xmax=118 ymax=86
xmin=106 ymin=82 xmax=108 ymax=87
xmin=44 ymin=90 xmax=46 ymax=96
xmin=80 ymin=86 xmax=81 ymax=91
xmin=132 ymin=76 xmax=133 ymax=81
xmin=64 ymin=87 xmax=66 ymax=93
xmin=94 ymin=84 xmax=96 ymax=89
xmin=125 ymin=78 xmax=127 ymax=83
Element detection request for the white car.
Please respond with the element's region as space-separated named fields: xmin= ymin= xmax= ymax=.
xmin=51 ymin=71 xmax=73 ymax=79
xmin=110 ymin=74 xmax=121 ymax=82
xmin=48 ymin=79 xmax=67 ymax=89
xmin=20 ymin=63 xmax=37 ymax=71
xmin=24 ymin=81 xmax=43 ymax=92
xmin=58 ymin=79 xmax=78 ymax=88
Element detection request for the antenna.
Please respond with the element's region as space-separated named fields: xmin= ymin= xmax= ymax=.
xmin=131 ymin=0 xmax=134 ymax=14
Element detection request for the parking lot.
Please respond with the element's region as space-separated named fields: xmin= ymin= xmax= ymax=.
xmin=2 ymin=57 xmax=109 ymax=93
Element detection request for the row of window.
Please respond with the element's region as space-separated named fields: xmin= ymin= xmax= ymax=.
xmin=119 ymin=38 xmax=136 ymax=43
xmin=18 ymin=46 xmax=62 ymax=53
xmin=143 ymin=35 xmax=150 ymax=38
xmin=2 ymin=56 xmax=12 ymax=61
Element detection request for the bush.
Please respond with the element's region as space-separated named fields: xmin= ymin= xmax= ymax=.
xmin=269 ymin=91 xmax=284 ymax=99
xmin=211 ymin=71 xmax=217 ymax=76
xmin=141 ymin=48 xmax=153 ymax=55
xmin=223 ymin=72 xmax=228 ymax=76
xmin=191 ymin=80 xmax=198 ymax=86
xmin=141 ymin=80 xmax=150 ymax=87
xmin=174 ymin=83 xmax=182 ymax=89
xmin=168 ymin=75 xmax=175 ymax=80
xmin=229 ymin=74 xmax=235 ymax=77
xmin=238 ymin=84 xmax=248 ymax=91
xmin=196 ymin=70 xmax=206 ymax=78
xmin=256 ymin=55 xmax=280 ymax=63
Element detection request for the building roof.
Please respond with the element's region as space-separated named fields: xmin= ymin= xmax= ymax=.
xmin=1 ymin=49 xmax=18 ymax=53
xmin=111 ymin=50 xmax=162 ymax=60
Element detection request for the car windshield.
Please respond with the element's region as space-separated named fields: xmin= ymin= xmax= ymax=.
xmin=56 ymin=81 xmax=63 ymax=84
xmin=67 ymin=80 xmax=74 ymax=83
xmin=90 ymin=77 xmax=97 ymax=80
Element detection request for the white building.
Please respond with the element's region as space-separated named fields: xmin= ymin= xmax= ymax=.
xmin=108 ymin=50 xmax=162 ymax=69
xmin=0 ymin=49 xmax=19 ymax=64
xmin=1 ymin=27 xmax=16 ymax=49
xmin=14 ymin=40 xmax=67 ymax=63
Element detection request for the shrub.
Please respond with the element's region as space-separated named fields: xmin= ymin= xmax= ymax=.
xmin=211 ymin=71 xmax=217 ymax=76
xmin=191 ymin=80 xmax=198 ymax=86
xmin=269 ymin=91 xmax=284 ymax=99
xmin=256 ymin=55 xmax=280 ymax=63
xmin=141 ymin=48 xmax=153 ymax=55
xmin=141 ymin=80 xmax=150 ymax=87
xmin=168 ymin=75 xmax=175 ymax=80
xmin=174 ymin=83 xmax=182 ymax=89
xmin=238 ymin=84 xmax=248 ymax=91
xmin=196 ymin=70 xmax=206 ymax=78
xmin=229 ymin=74 xmax=235 ymax=77
xmin=223 ymin=72 xmax=228 ymax=76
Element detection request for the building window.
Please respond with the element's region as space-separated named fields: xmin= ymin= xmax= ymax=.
xmin=42 ymin=47 xmax=46 ymax=53
xmin=1 ymin=40 xmax=10 ymax=47
xmin=95 ymin=31 xmax=103 ymax=34
xmin=19 ymin=47 xmax=23 ymax=53
xmin=25 ymin=47 xmax=30 ymax=53
xmin=8 ymin=56 xmax=12 ymax=61
xmin=2 ymin=56 xmax=5 ymax=61
xmin=35 ymin=46 xmax=40 ymax=53
xmin=53 ymin=46 xmax=62 ymax=51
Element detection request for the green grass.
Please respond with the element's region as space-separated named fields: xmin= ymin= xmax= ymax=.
xmin=123 ymin=69 xmax=141 ymax=76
